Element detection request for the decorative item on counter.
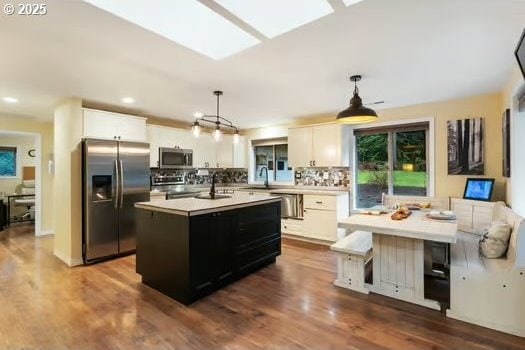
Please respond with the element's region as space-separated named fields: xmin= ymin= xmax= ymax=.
xmin=391 ymin=208 xmax=412 ymax=220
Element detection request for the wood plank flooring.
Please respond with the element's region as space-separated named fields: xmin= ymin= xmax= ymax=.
xmin=1 ymin=225 xmax=524 ymax=349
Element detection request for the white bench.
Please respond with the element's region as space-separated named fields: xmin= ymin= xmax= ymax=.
xmin=446 ymin=202 xmax=525 ymax=337
xmin=330 ymin=230 xmax=372 ymax=294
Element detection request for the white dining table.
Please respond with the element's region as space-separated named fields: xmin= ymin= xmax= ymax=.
xmin=339 ymin=210 xmax=458 ymax=310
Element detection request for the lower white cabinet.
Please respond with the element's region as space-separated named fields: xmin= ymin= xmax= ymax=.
xmin=282 ymin=193 xmax=349 ymax=243
xmin=303 ymin=208 xmax=338 ymax=241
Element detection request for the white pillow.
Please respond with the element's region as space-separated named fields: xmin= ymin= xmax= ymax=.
xmin=479 ymin=221 xmax=512 ymax=259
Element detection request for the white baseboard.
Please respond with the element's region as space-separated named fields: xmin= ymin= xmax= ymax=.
xmin=53 ymin=249 xmax=83 ymax=267
xmin=446 ymin=309 xmax=525 ymax=337
xmin=37 ymin=229 xmax=54 ymax=237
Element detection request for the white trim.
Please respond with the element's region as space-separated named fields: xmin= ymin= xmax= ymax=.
xmin=351 ymin=117 xmax=436 ymax=209
xmin=53 ymin=249 xmax=83 ymax=267
xmin=510 ymin=81 xmax=525 ymax=216
xmin=0 ymin=130 xmax=42 ymax=236
xmin=37 ymin=229 xmax=54 ymax=236
xmin=446 ymin=309 xmax=525 ymax=338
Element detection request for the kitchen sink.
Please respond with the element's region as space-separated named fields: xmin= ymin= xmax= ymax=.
xmin=194 ymin=194 xmax=232 ymax=200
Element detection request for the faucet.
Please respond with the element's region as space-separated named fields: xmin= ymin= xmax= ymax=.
xmin=209 ymin=171 xmax=221 ymax=199
xmin=259 ymin=166 xmax=269 ymax=188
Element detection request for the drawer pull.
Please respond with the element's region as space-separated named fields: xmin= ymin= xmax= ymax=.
xmin=315 ymin=201 xmax=323 ymax=204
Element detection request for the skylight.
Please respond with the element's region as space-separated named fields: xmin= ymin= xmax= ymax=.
xmin=342 ymin=0 xmax=365 ymax=6
xmin=81 ymin=0 xmax=260 ymax=60
xmin=214 ymin=0 xmax=334 ymax=39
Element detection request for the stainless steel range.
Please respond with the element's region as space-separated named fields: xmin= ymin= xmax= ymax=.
xmin=150 ymin=170 xmax=202 ymax=199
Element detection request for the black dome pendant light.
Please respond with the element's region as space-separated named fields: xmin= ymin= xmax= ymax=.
xmin=336 ymin=75 xmax=378 ymax=124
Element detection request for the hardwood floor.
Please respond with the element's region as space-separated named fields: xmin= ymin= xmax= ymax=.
xmin=1 ymin=226 xmax=524 ymax=350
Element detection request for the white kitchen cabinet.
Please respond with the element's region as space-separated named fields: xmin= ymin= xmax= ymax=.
xmin=146 ymin=124 xmax=193 ymax=168
xmin=281 ymin=192 xmax=349 ymax=243
xmin=83 ymin=108 xmax=147 ymax=142
xmin=303 ymin=208 xmax=338 ymax=241
xmin=288 ymin=127 xmax=313 ymax=168
xmin=193 ymin=133 xmax=217 ymax=168
xmin=216 ymin=135 xmax=234 ymax=168
xmin=233 ymin=135 xmax=246 ymax=168
xmin=288 ymin=123 xmax=350 ymax=168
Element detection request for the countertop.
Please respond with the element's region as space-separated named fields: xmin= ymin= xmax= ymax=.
xmin=235 ymin=187 xmax=349 ymax=196
xmin=338 ymin=211 xmax=458 ymax=243
xmin=150 ymin=185 xmax=350 ymax=197
xmin=136 ymin=193 xmax=281 ymax=216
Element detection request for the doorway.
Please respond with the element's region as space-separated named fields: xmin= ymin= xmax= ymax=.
xmin=0 ymin=131 xmax=42 ymax=236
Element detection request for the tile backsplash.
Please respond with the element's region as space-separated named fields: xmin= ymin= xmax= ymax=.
xmin=186 ymin=169 xmax=248 ymax=185
xmin=294 ymin=167 xmax=351 ymax=187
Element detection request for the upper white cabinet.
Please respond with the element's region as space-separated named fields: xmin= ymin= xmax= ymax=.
xmin=233 ymin=135 xmax=246 ymax=168
xmin=288 ymin=123 xmax=350 ymax=168
xmin=146 ymin=124 xmax=193 ymax=168
xmin=288 ymin=127 xmax=313 ymax=168
xmin=83 ymin=108 xmax=147 ymax=142
xmin=146 ymin=124 xmax=247 ymax=169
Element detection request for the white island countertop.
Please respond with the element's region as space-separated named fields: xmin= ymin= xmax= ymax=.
xmin=135 ymin=193 xmax=281 ymax=216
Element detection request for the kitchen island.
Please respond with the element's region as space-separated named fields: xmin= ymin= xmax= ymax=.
xmin=134 ymin=193 xmax=281 ymax=305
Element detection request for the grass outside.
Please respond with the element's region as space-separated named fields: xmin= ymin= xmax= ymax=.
xmin=357 ymin=171 xmax=427 ymax=188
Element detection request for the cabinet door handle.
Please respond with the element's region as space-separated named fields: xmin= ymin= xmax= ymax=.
xmin=313 ymin=160 xmax=316 ymax=166
xmin=315 ymin=201 xmax=323 ymax=204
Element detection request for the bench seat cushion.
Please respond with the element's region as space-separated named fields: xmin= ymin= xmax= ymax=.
xmin=330 ymin=230 xmax=372 ymax=256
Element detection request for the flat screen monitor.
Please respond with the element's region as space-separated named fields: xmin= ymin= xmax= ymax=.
xmin=463 ymin=178 xmax=495 ymax=202
xmin=516 ymin=28 xmax=525 ymax=79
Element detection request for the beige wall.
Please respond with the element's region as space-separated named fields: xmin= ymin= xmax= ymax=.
xmin=245 ymin=92 xmax=506 ymax=201
xmin=53 ymin=98 xmax=83 ymax=265
xmin=0 ymin=115 xmax=54 ymax=234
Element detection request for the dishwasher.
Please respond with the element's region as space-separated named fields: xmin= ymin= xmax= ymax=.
xmin=271 ymin=193 xmax=303 ymax=219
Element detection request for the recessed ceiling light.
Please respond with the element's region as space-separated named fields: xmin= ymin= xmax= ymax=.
xmin=193 ymin=112 xmax=204 ymax=118
xmin=2 ymin=96 xmax=18 ymax=104
xmin=121 ymin=97 xmax=135 ymax=104
xmin=214 ymin=0 xmax=334 ymax=39
xmin=81 ymin=0 xmax=260 ymax=60
xmin=342 ymin=0 xmax=365 ymax=6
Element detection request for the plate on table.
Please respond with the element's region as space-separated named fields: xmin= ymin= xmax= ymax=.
xmin=426 ymin=213 xmax=456 ymax=220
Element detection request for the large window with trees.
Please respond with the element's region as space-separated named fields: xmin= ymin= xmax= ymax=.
xmin=354 ymin=122 xmax=429 ymax=208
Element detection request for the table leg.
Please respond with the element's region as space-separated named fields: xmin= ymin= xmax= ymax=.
xmin=370 ymin=232 xmax=441 ymax=310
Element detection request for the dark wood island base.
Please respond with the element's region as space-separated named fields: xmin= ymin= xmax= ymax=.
xmin=135 ymin=200 xmax=281 ymax=305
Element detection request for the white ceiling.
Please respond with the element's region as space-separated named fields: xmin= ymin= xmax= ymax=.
xmin=0 ymin=0 xmax=524 ymax=129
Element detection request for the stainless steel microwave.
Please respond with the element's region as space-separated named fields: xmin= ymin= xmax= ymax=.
xmin=158 ymin=147 xmax=193 ymax=168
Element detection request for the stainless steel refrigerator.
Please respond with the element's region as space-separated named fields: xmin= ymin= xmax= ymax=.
xmin=82 ymin=138 xmax=150 ymax=264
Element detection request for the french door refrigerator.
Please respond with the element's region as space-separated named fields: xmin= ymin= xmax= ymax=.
xmin=82 ymin=138 xmax=150 ymax=264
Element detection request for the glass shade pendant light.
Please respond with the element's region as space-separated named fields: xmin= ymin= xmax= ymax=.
xmin=191 ymin=90 xmax=240 ymax=142
xmin=191 ymin=121 xmax=201 ymax=138
xmin=213 ymin=126 xmax=222 ymax=142
xmin=336 ymin=75 xmax=378 ymax=124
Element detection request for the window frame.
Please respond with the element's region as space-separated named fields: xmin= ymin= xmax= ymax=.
xmin=250 ymin=139 xmax=294 ymax=185
xmin=352 ymin=117 xmax=435 ymax=210
xmin=0 ymin=145 xmax=19 ymax=179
